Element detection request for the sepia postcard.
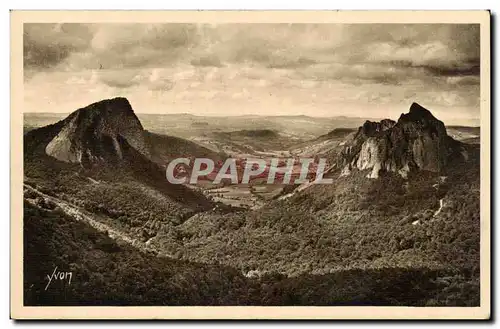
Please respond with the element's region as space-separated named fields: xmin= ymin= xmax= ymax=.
xmin=10 ymin=10 xmax=491 ymax=320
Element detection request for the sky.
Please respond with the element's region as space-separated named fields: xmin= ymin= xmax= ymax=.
xmin=23 ymin=23 xmax=480 ymax=123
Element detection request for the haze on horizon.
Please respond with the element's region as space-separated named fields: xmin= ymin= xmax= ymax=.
xmin=24 ymin=23 xmax=480 ymax=125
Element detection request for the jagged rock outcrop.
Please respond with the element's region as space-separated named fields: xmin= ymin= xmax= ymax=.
xmin=45 ymin=97 xmax=149 ymax=166
xmin=339 ymin=102 xmax=466 ymax=179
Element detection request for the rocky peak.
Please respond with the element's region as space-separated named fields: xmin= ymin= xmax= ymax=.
xmin=45 ymin=97 xmax=149 ymax=166
xmin=359 ymin=119 xmax=396 ymax=137
xmin=409 ymin=102 xmax=435 ymax=117
xmin=339 ymin=103 xmax=464 ymax=179
xmin=397 ymin=102 xmax=447 ymax=136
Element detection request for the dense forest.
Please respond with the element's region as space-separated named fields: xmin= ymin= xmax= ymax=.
xmin=24 ymin=201 xmax=479 ymax=306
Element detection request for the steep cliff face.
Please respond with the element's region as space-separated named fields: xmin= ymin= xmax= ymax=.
xmin=339 ymin=102 xmax=465 ymax=178
xmin=45 ymin=97 xmax=149 ymax=166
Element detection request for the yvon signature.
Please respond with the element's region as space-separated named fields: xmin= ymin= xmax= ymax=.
xmin=45 ymin=266 xmax=72 ymax=291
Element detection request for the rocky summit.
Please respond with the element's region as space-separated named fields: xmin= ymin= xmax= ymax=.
xmin=339 ymin=102 xmax=466 ymax=179
xmin=45 ymin=97 xmax=149 ymax=166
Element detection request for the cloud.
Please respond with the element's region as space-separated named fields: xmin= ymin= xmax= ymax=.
xmin=97 ymin=69 xmax=142 ymax=89
xmin=147 ymin=68 xmax=175 ymax=91
xmin=190 ymin=55 xmax=224 ymax=68
xmin=446 ymin=76 xmax=480 ymax=86
xmin=266 ymin=56 xmax=317 ymax=69
xmin=341 ymin=24 xmax=480 ymax=80
xmin=90 ymin=24 xmax=198 ymax=52
xmin=90 ymin=24 xmax=200 ymax=69
xmin=23 ymin=23 xmax=93 ymax=69
xmin=23 ymin=23 xmax=479 ymax=80
xmin=93 ymin=68 xmax=175 ymax=93
xmin=23 ymin=23 xmax=481 ymax=118
xmin=24 ymin=23 xmax=201 ymax=72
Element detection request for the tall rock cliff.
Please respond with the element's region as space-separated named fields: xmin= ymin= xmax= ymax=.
xmin=339 ymin=102 xmax=466 ymax=178
xmin=45 ymin=97 xmax=149 ymax=166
